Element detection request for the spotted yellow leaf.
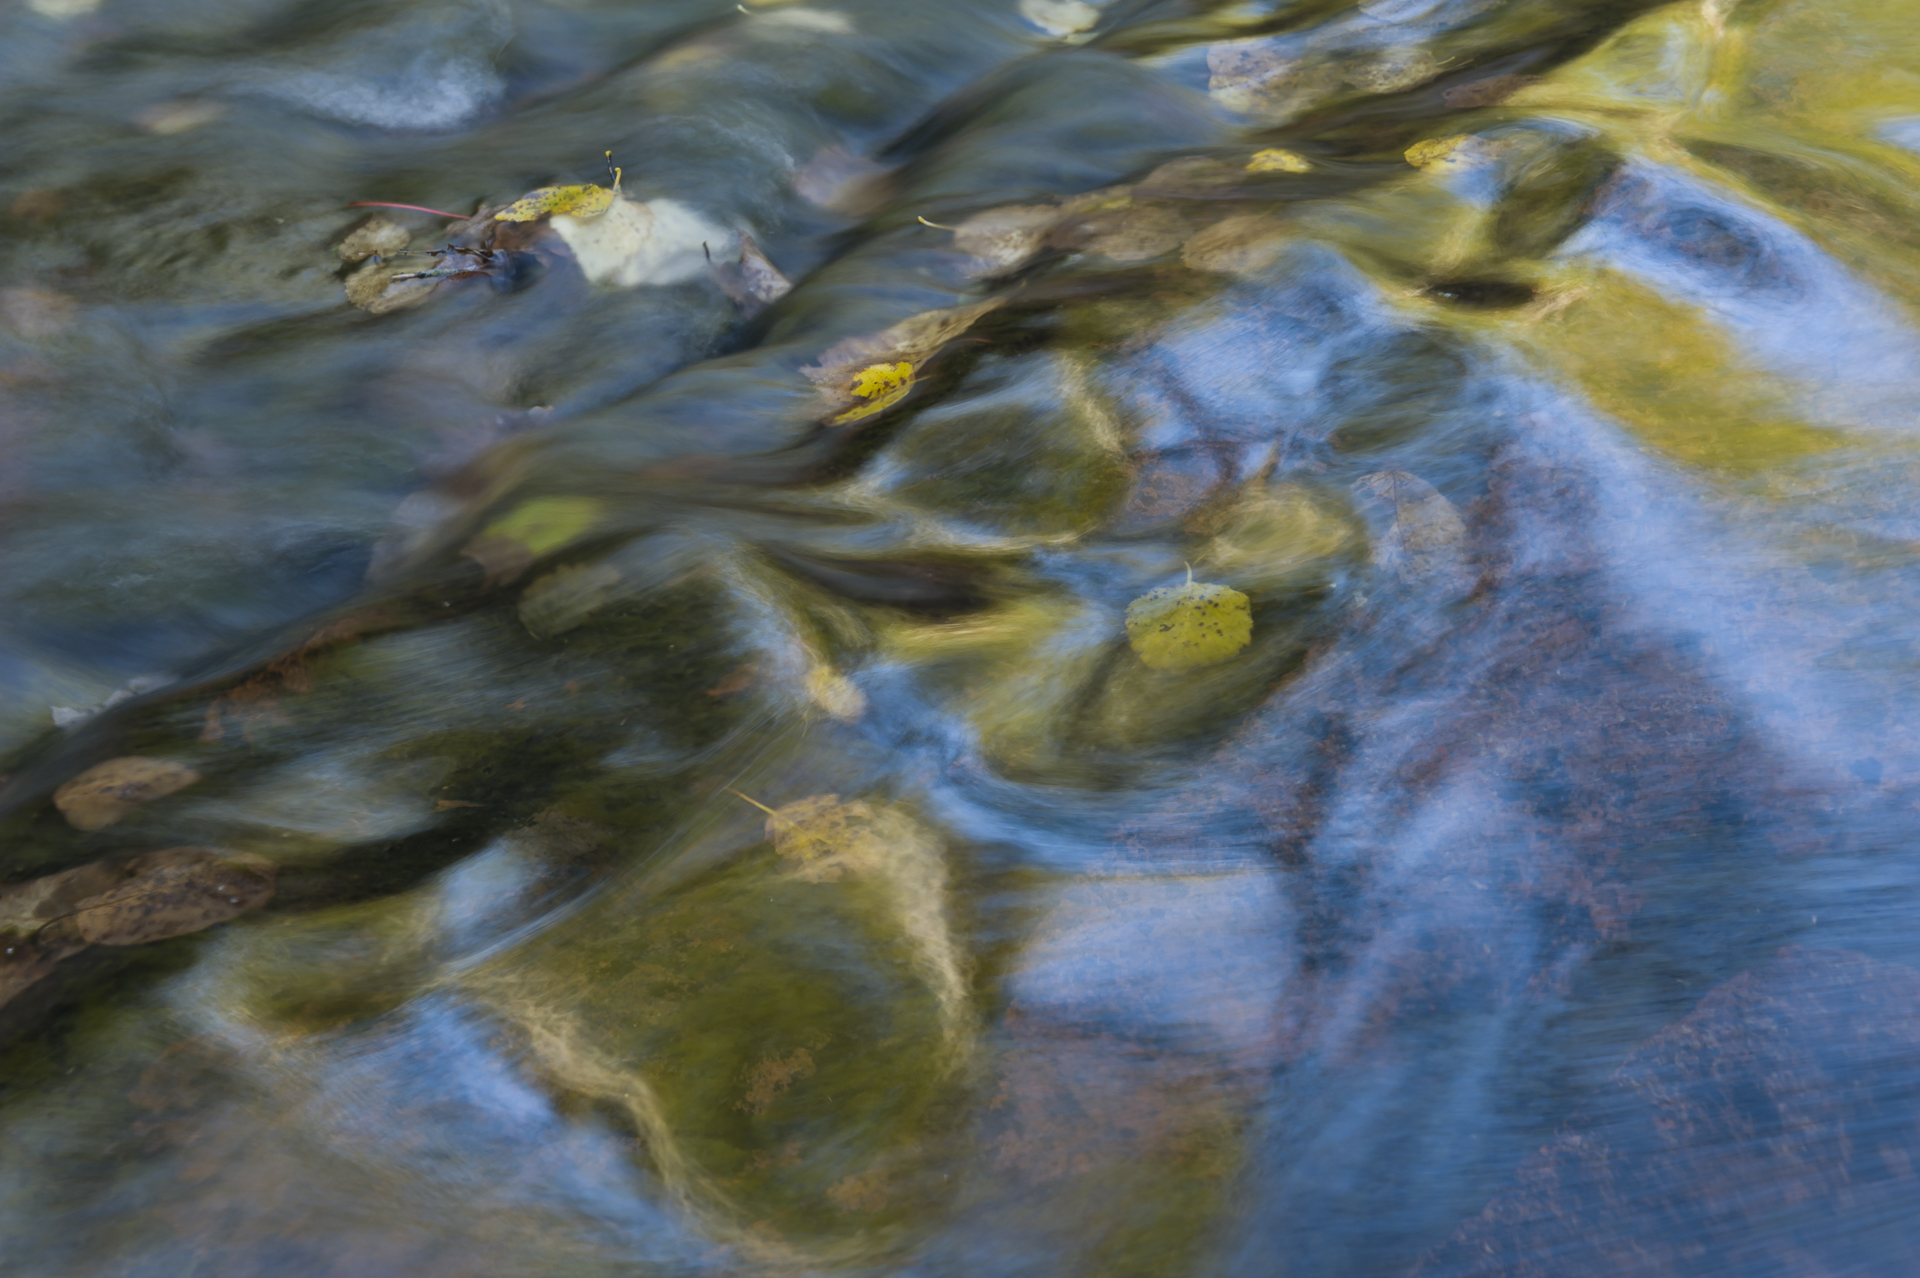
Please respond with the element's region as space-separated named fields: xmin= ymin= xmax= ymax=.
xmin=495 ymin=184 xmax=616 ymax=223
xmin=833 ymin=360 xmax=915 ymax=424
xmin=1124 ymin=568 xmax=1252 ymax=671
xmin=1247 ymin=148 xmax=1310 ymax=173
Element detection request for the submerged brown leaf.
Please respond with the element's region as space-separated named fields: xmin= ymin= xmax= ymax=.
xmin=0 ymin=847 xmax=275 ymax=1011
xmin=68 ymin=847 xmax=276 ymax=947
xmin=712 ymin=233 xmax=793 ymax=317
xmin=53 ymin=756 xmax=202 ymax=832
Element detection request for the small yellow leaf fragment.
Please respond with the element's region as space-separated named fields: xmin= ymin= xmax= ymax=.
xmin=53 ymin=757 xmax=202 ymax=832
xmin=482 ymin=497 xmax=604 ymax=557
xmin=833 ymin=361 xmax=915 ymax=424
xmin=494 ymin=184 xmax=616 ymax=223
xmin=805 ymin=666 xmax=867 ymax=721
xmin=1124 ymin=573 xmax=1252 ymax=671
xmin=1404 ymin=135 xmax=1472 ymax=170
xmin=1247 ymin=148 xmax=1311 ymax=174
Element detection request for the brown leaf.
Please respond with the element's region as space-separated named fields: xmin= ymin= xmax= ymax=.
xmin=712 ymin=233 xmax=793 ymax=318
xmin=53 ymin=756 xmax=202 ymax=832
xmin=68 ymin=847 xmax=275 ymax=947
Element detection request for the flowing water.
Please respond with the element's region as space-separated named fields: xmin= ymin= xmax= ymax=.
xmin=5 ymin=0 xmax=1920 ymax=1272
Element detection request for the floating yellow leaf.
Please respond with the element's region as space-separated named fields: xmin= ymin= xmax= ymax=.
xmin=1404 ymin=135 xmax=1472 ymax=169
xmin=495 ymin=155 xmax=624 ymax=223
xmin=495 ymin=184 xmax=615 ymax=223
xmin=483 ymin=496 xmax=604 ymax=556
xmin=1247 ymin=148 xmax=1311 ymax=173
xmin=1124 ymin=568 xmax=1252 ymax=671
xmin=833 ymin=361 xmax=915 ymax=424
xmin=850 ymin=362 xmax=912 ymax=397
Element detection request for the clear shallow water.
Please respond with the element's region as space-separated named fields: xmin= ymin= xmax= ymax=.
xmin=5 ymin=0 xmax=1920 ymax=1273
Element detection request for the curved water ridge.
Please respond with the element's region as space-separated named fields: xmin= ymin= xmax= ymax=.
xmin=4 ymin=0 xmax=1920 ymax=1273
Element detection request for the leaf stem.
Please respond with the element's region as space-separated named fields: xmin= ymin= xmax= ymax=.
xmin=725 ymin=786 xmax=778 ymax=815
xmin=346 ymin=201 xmax=470 ymax=219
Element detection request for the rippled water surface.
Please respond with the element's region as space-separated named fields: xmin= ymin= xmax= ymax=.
xmin=6 ymin=0 xmax=1920 ymax=1272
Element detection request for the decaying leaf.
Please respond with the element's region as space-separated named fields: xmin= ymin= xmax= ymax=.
xmin=801 ymin=298 xmax=1002 ymax=418
xmin=758 ymin=793 xmax=885 ymax=881
xmin=1347 ymin=47 xmax=1440 ymax=93
xmin=1246 ymin=148 xmax=1311 ymax=174
xmin=1206 ymin=38 xmax=1295 ymax=117
xmin=1019 ymin=0 xmax=1098 ymax=37
xmin=1124 ymin=568 xmax=1253 ymax=671
xmin=68 ymin=847 xmax=276 ymax=946
xmin=737 ymin=791 xmax=969 ymax=1045
xmin=1350 ymin=470 xmax=1470 ymax=591
xmin=947 ymin=205 xmax=1061 ymax=276
xmin=0 ymin=847 xmax=275 ymax=1011
xmin=1050 ymin=202 xmax=1187 ymax=263
xmin=495 ymin=183 xmax=616 ymax=223
xmin=338 ymin=216 xmax=410 ymax=263
xmin=53 ymin=756 xmax=202 ymax=832
xmin=1181 ymin=214 xmax=1290 ymax=275
xmin=712 ymin=233 xmax=793 ymax=317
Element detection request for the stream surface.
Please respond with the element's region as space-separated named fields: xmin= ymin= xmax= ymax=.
xmin=5 ymin=0 xmax=1920 ymax=1273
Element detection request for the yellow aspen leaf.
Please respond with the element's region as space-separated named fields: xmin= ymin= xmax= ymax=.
xmin=495 ymin=155 xmax=624 ymax=223
xmin=1124 ymin=567 xmax=1252 ymax=671
xmin=1246 ymin=148 xmax=1311 ymax=173
xmin=833 ymin=361 xmax=915 ymax=424
xmin=1404 ymin=135 xmax=1472 ymax=169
